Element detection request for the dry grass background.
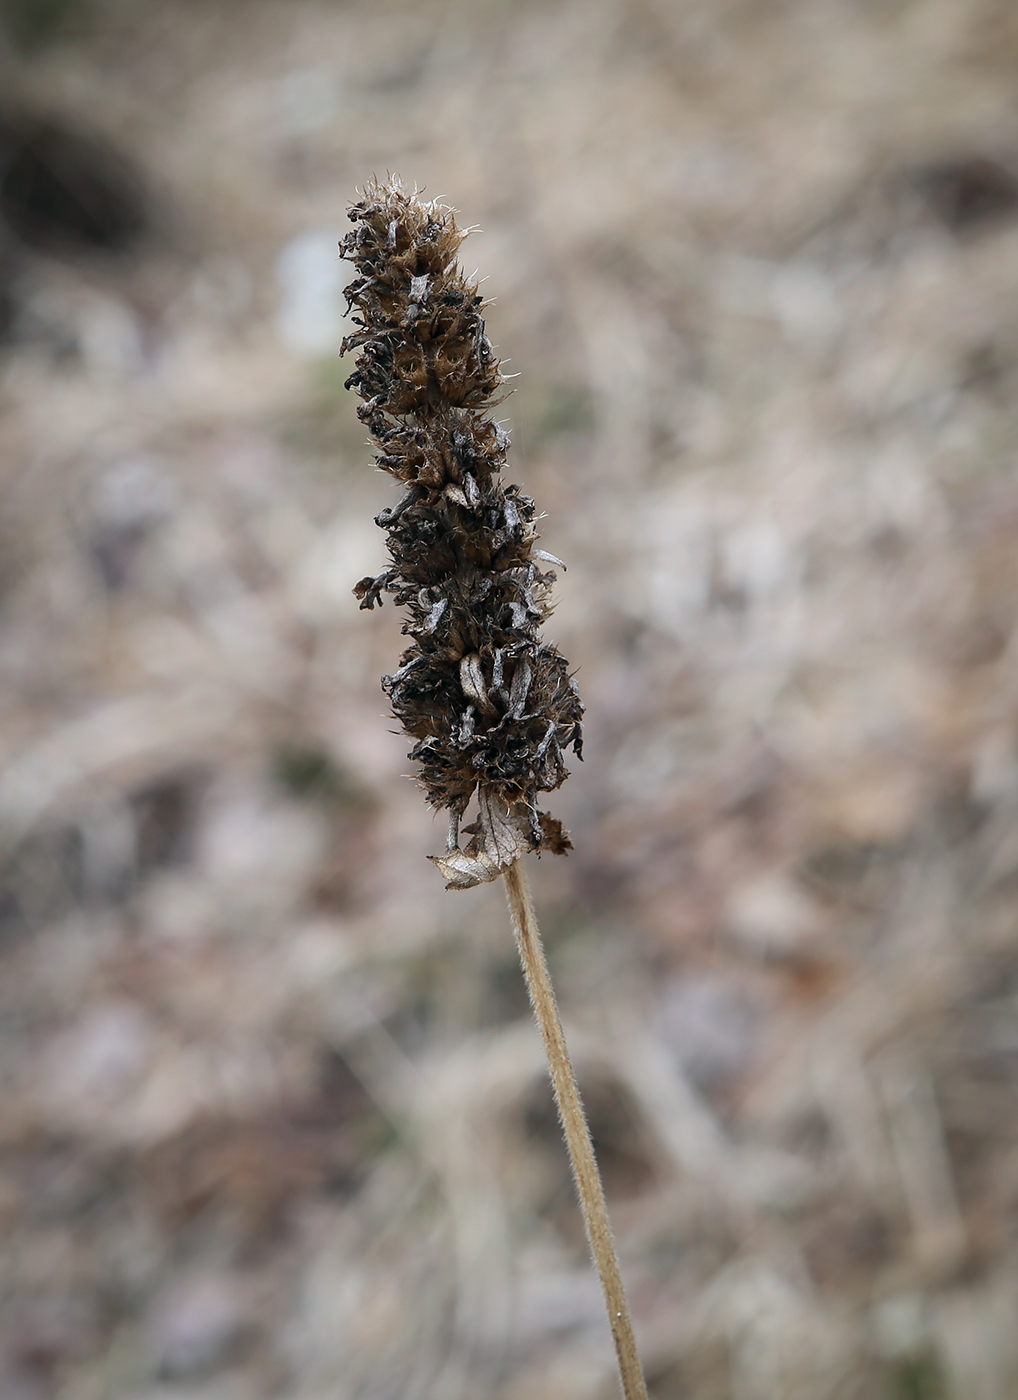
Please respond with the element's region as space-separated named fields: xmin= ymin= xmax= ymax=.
xmin=3 ymin=1 xmax=1018 ymax=1396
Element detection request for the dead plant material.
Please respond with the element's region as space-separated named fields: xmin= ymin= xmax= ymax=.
xmin=343 ymin=177 xmax=647 ymax=1400
xmin=340 ymin=177 xmax=583 ymax=889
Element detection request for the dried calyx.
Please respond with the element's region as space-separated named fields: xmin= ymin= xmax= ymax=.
xmin=341 ymin=177 xmax=583 ymax=889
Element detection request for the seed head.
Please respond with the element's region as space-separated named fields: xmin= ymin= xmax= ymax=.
xmin=341 ymin=177 xmax=583 ymax=889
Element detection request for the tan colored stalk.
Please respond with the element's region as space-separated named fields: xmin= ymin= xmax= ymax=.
xmin=503 ymin=859 xmax=649 ymax=1400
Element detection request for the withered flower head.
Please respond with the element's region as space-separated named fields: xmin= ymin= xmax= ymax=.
xmin=341 ymin=177 xmax=583 ymax=889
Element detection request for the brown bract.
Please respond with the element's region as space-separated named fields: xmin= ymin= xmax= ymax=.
xmin=341 ymin=178 xmax=583 ymax=889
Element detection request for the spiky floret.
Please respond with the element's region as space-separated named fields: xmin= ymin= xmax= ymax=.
xmin=341 ymin=178 xmax=583 ymax=888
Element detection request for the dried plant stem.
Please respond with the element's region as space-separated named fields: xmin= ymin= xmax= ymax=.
xmin=503 ymin=859 xmax=649 ymax=1400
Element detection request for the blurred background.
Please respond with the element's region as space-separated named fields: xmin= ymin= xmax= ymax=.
xmin=2 ymin=1 xmax=1018 ymax=1397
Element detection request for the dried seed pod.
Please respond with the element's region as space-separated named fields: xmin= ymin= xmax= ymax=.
xmin=341 ymin=177 xmax=583 ymax=888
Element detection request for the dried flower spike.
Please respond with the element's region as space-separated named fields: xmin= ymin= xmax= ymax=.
xmin=341 ymin=178 xmax=648 ymax=1400
xmin=341 ymin=177 xmax=583 ymax=889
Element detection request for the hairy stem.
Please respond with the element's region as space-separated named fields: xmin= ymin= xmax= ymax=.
xmin=503 ymin=859 xmax=649 ymax=1400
